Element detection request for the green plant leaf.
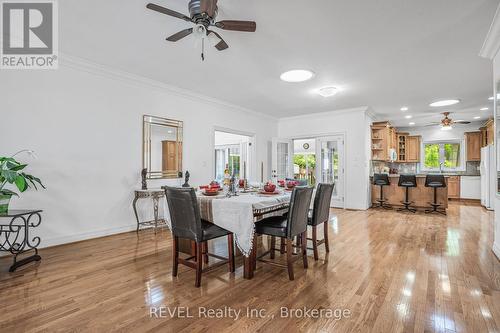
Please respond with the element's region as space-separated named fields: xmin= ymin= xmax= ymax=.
xmin=10 ymin=164 xmax=27 ymax=171
xmin=0 ymin=189 xmax=19 ymax=197
xmin=2 ymin=170 xmax=18 ymax=183
xmin=14 ymin=176 xmax=27 ymax=192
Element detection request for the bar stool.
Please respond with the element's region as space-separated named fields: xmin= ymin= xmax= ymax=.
xmin=397 ymin=174 xmax=417 ymax=213
xmin=373 ymin=173 xmax=392 ymax=209
xmin=425 ymin=175 xmax=447 ymax=215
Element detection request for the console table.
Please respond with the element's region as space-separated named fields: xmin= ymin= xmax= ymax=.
xmin=132 ymin=189 xmax=167 ymax=233
xmin=0 ymin=210 xmax=42 ymax=272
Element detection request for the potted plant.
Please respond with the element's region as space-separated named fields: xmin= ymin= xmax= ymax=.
xmin=0 ymin=156 xmax=45 ymax=214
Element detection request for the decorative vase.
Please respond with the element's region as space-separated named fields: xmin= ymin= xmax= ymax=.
xmin=0 ymin=194 xmax=12 ymax=214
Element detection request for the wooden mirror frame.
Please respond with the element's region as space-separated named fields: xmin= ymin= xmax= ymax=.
xmin=143 ymin=115 xmax=183 ymax=179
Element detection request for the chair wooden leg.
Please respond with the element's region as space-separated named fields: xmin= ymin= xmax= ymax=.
xmin=270 ymin=236 xmax=276 ymax=259
xmin=312 ymin=225 xmax=319 ymax=260
xmin=172 ymin=236 xmax=179 ymax=277
xmin=195 ymin=242 xmax=203 ymax=288
xmin=280 ymin=237 xmax=286 ymax=254
xmin=202 ymin=242 xmax=209 ymax=265
xmin=324 ymin=221 xmax=330 ymax=253
xmin=286 ymin=239 xmax=294 ymax=281
xmin=301 ymin=232 xmax=308 ymax=269
xmin=228 ymin=234 xmax=235 ymax=273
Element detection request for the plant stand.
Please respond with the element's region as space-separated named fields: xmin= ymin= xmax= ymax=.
xmin=0 ymin=210 xmax=42 ymax=272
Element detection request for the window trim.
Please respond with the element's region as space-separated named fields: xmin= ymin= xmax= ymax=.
xmin=420 ymin=139 xmax=466 ymax=172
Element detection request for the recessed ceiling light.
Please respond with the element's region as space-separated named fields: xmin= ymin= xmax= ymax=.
xmin=474 ymin=116 xmax=481 ymax=119
xmin=280 ymin=69 xmax=314 ymax=83
xmin=405 ymin=115 xmax=412 ymax=119
xmin=409 ymin=122 xmax=415 ymax=126
xmin=429 ymin=99 xmax=460 ymax=107
xmin=400 ymin=107 xmax=409 ymax=111
xmin=480 ymin=107 xmax=489 ymax=111
xmin=317 ymin=86 xmax=338 ymax=97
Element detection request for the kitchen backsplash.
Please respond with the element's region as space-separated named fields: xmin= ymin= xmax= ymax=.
xmin=371 ymin=161 xmax=480 ymax=176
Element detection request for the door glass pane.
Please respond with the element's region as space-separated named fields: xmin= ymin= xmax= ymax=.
xmin=276 ymin=142 xmax=289 ymax=180
xmin=321 ymin=140 xmax=337 ymax=196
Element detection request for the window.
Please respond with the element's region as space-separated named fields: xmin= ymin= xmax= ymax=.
xmin=423 ymin=141 xmax=462 ymax=171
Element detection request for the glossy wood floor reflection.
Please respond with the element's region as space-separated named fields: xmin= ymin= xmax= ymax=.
xmin=1 ymin=202 xmax=499 ymax=332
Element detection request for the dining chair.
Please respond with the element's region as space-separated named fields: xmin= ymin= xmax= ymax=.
xmin=164 ymin=187 xmax=235 ymax=288
xmin=253 ymin=186 xmax=314 ymax=280
xmin=307 ymin=183 xmax=334 ymax=260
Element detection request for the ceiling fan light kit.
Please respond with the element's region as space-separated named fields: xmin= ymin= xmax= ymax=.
xmin=147 ymin=0 xmax=256 ymax=61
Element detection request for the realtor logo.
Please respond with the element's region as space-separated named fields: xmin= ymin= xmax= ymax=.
xmin=1 ymin=0 xmax=58 ymax=69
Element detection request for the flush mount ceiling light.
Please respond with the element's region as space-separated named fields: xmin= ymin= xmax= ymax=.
xmin=429 ymin=99 xmax=460 ymax=107
xmin=405 ymin=115 xmax=412 ymax=119
xmin=317 ymin=86 xmax=338 ymax=97
xmin=480 ymin=107 xmax=489 ymax=111
xmin=280 ymin=70 xmax=314 ymax=83
xmin=400 ymin=107 xmax=409 ymax=111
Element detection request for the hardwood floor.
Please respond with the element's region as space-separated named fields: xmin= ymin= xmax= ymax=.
xmin=0 ymin=202 xmax=499 ymax=332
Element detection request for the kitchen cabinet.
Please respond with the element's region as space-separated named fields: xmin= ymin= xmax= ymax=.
xmin=371 ymin=121 xmax=395 ymax=161
xmin=460 ymin=176 xmax=481 ymax=200
xmin=447 ymin=176 xmax=461 ymax=199
xmin=465 ymin=132 xmax=482 ymax=161
xmin=406 ymin=136 xmax=421 ymax=162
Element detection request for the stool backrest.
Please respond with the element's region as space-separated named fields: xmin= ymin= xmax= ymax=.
xmin=425 ymin=174 xmax=446 ymax=188
xmin=286 ymin=186 xmax=314 ymax=238
xmin=398 ymin=174 xmax=417 ymax=187
xmin=310 ymin=183 xmax=335 ymax=226
xmin=164 ymin=187 xmax=202 ymax=242
xmin=373 ymin=173 xmax=390 ymax=186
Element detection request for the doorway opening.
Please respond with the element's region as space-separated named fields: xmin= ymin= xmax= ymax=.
xmin=272 ymin=135 xmax=345 ymax=208
xmin=214 ymin=130 xmax=253 ymax=182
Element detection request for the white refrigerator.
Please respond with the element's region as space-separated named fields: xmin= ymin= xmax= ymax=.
xmin=480 ymin=145 xmax=496 ymax=210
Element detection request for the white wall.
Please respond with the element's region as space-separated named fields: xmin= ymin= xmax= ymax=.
xmin=0 ymin=57 xmax=277 ymax=248
xmin=399 ymin=122 xmax=483 ymax=142
xmin=493 ymin=51 xmax=500 ymax=260
xmin=278 ymin=107 xmax=373 ymax=210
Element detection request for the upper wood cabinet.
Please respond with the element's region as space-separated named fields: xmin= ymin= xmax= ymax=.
xmin=480 ymin=119 xmax=494 ymax=147
xmin=406 ymin=136 xmax=421 ymax=162
xmin=466 ymin=132 xmax=482 ymax=161
xmin=371 ymin=121 xmax=395 ymax=161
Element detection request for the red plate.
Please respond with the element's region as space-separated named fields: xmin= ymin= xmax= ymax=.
xmin=259 ymin=190 xmax=280 ymax=195
xmin=202 ymin=190 xmax=219 ymax=196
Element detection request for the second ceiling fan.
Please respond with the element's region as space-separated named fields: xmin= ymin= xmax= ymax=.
xmin=147 ymin=0 xmax=256 ymax=59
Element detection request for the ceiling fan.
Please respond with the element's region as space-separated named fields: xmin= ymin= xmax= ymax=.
xmin=426 ymin=112 xmax=471 ymax=130
xmin=146 ymin=0 xmax=256 ymax=60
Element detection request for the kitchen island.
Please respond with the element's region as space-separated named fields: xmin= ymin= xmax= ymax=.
xmin=371 ymin=175 xmax=449 ymax=210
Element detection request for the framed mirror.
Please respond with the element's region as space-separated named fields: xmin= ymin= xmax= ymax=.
xmin=143 ymin=115 xmax=183 ymax=179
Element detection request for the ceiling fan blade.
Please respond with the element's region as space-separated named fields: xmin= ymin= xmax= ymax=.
xmin=453 ymin=121 xmax=471 ymax=124
xmin=215 ymin=20 xmax=256 ymax=32
xmin=200 ymin=0 xmax=218 ymax=17
xmin=166 ymin=28 xmax=193 ymax=42
xmin=146 ymin=3 xmax=192 ymax=22
xmin=208 ymin=30 xmax=228 ymax=50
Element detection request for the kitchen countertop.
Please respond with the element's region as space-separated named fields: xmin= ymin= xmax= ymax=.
xmin=371 ymin=174 xmax=480 ymax=178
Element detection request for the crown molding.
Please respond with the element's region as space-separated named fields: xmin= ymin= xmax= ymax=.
xmin=58 ymin=52 xmax=278 ymax=121
xmin=480 ymin=4 xmax=500 ymax=59
xmin=279 ymin=106 xmax=370 ymax=121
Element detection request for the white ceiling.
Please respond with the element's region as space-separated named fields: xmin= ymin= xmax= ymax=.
xmin=60 ymin=0 xmax=498 ymax=122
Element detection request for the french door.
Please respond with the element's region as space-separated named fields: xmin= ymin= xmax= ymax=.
xmin=315 ymin=135 xmax=345 ymax=208
xmin=271 ymin=138 xmax=293 ymax=182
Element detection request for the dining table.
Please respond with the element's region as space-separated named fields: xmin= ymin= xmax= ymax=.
xmin=164 ymin=188 xmax=292 ymax=279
